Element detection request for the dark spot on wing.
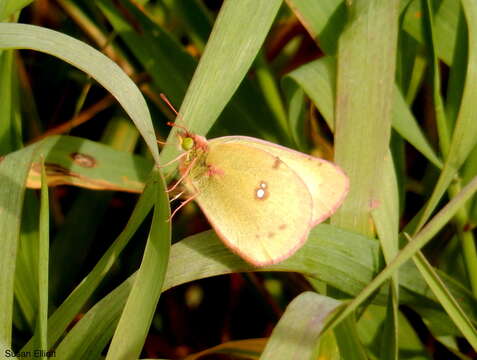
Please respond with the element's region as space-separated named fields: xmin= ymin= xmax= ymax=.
xmin=279 ymin=224 xmax=287 ymax=230
xmin=272 ymin=157 xmax=281 ymax=169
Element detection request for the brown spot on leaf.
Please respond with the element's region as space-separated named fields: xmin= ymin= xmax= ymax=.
xmin=71 ymin=152 xmax=96 ymax=168
xmin=279 ymin=224 xmax=287 ymax=230
xmin=268 ymin=232 xmax=275 ymax=238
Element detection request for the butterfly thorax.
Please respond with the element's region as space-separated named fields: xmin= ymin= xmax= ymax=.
xmin=179 ymin=133 xmax=211 ymax=185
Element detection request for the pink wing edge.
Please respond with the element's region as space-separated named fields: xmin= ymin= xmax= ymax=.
xmin=197 ymin=199 xmax=313 ymax=267
xmin=211 ymin=135 xmax=350 ymax=227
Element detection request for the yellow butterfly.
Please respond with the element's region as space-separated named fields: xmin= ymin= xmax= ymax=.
xmin=172 ymin=130 xmax=349 ymax=267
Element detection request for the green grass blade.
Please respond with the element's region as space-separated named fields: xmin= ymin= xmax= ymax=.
xmin=34 ymin=160 xmax=49 ymax=357
xmin=160 ymin=0 xmax=282 ymax=165
xmin=0 ymin=23 xmax=159 ymax=164
xmin=332 ymin=0 xmax=399 ymax=235
xmin=414 ymin=0 xmax=477 ymax=231
xmin=402 ymin=0 xmax=460 ymax=65
xmin=285 ymin=0 xmax=346 ymax=55
xmin=0 ymin=49 xmax=20 ymax=154
xmin=0 ymin=0 xmax=32 ymax=20
xmin=106 ymin=168 xmax=170 ymax=360
xmin=281 ymin=79 xmax=306 ymax=151
xmin=392 ymin=88 xmax=442 ymax=169
xmin=283 ymin=57 xmax=336 ymax=131
xmin=284 ymin=57 xmax=442 ymax=168
xmin=162 ymin=225 xmax=477 ymax=331
xmin=378 ymin=283 xmax=399 ymax=360
xmin=49 ymin=118 xmax=139 ymax=303
xmin=260 ymin=292 xmax=341 ymax=360
xmin=254 ymin=53 xmax=289 ymax=138
xmin=25 ymin=135 xmax=152 ymax=193
xmin=371 ymin=155 xmax=400 ymax=360
xmin=408 ymin=240 xmax=477 ymax=349
xmin=333 ymin=317 xmax=369 ymax=360
xmin=96 ymin=0 xmax=281 ymax=143
xmin=423 ymin=0 xmax=450 ymax=156
xmin=15 ymin=191 xmax=40 ymax=330
xmin=325 ymin=174 xmax=477 ymax=333
xmin=166 ymin=0 xmax=213 ymax=51
xmin=0 ymin=143 xmax=37 ymax=349
xmin=96 ymin=0 xmax=196 ymax=107
xmin=372 ymin=155 xmax=400 ymax=265
xmin=55 ymin=276 xmax=135 ymax=360
xmin=49 ymin=221 xmax=477 ymax=356
xmin=20 ymin=168 xmax=157 ymax=353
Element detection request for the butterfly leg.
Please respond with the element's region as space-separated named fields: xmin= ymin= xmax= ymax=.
xmin=168 ymin=191 xmax=199 ymax=221
xmin=169 ymin=190 xmax=185 ymax=203
xmin=166 ymin=156 xmax=197 ymax=193
xmin=158 ymin=151 xmax=189 ymax=168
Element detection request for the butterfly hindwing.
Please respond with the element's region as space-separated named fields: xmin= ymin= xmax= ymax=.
xmin=211 ymin=136 xmax=349 ymax=225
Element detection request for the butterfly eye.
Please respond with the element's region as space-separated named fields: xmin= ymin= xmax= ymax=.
xmin=181 ymin=137 xmax=195 ymax=151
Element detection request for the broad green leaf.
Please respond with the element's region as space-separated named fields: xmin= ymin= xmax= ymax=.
xmin=0 ymin=23 xmax=159 ymax=163
xmin=332 ymin=0 xmax=399 ymax=236
xmin=260 ymin=292 xmax=341 ymax=360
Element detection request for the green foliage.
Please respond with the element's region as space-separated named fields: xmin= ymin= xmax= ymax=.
xmin=1 ymin=0 xmax=477 ymax=358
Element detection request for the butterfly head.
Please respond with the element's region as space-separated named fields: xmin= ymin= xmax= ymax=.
xmin=178 ymin=131 xmax=208 ymax=153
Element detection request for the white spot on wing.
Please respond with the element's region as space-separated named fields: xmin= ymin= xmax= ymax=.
xmin=254 ymin=181 xmax=269 ymax=200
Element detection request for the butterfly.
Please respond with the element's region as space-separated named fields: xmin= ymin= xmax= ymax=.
xmin=169 ymin=130 xmax=349 ymax=266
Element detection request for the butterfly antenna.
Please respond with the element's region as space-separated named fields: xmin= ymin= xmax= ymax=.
xmin=160 ymin=93 xmax=179 ymax=116
xmin=160 ymin=93 xmax=189 ymax=127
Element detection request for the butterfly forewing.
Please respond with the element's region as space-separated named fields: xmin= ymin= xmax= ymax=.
xmin=185 ymin=142 xmax=314 ymax=266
